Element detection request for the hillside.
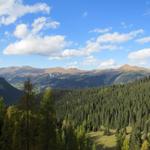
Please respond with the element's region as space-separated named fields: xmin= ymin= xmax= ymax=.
xmin=0 ymin=65 xmax=149 ymax=90
xmin=55 ymin=76 xmax=150 ymax=149
xmin=0 ymin=77 xmax=23 ymax=105
xmin=56 ymin=76 xmax=150 ymax=127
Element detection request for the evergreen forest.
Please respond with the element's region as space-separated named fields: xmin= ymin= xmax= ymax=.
xmin=1 ymin=77 xmax=150 ymax=150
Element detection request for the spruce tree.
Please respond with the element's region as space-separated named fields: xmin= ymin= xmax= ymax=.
xmin=38 ymin=88 xmax=56 ymax=150
xmin=0 ymin=97 xmax=5 ymax=135
xmin=129 ymin=126 xmax=142 ymax=150
xmin=19 ymin=79 xmax=35 ymax=150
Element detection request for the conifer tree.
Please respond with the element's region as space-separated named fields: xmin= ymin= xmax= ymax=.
xmin=61 ymin=120 xmax=78 ymax=150
xmin=129 ymin=126 xmax=142 ymax=150
xmin=19 ymin=79 xmax=35 ymax=150
xmin=0 ymin=106 xmax=18 ymax=150
xmin=0 ymin=97 xmax=5 ymax=135
xmin=38 ymin=88 xmax=57 ymax=150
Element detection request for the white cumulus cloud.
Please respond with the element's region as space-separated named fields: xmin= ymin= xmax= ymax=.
xmin=128 ymin=48 xmax=150 ymax=60
xmin=0 ymin=0 xmax=50 ymax=25
xmin=4 ymin=15 xmax=62 ymax=56
xmin=82 ymin=56 xmax=98 ymax=66
xmin=4 ymin=35 xmax=67 ymax=56
xmin=81 ymin=56 xmax=118 ymax=69
xmin=3 ymin=18 xmax=144 ymax=62
xmin=32 ymin=17 xmax=60 ymax=34
xmin=98 ymin=59 xmax=117 ymax=69
xmin=136 ymin=36 xmax=150 ymax=44
xmin=58 ymin=30 xmax=143 ymax=58
xmin=97 ymin=29 xmax=144 ymax=43
xmin=14 ymin=24 xmax=28 ymax=39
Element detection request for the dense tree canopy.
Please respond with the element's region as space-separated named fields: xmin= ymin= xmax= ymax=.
xmin=56 ymin=77 xmax=150 ymax=149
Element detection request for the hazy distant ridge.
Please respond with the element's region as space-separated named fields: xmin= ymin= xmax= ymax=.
xmin=0 ymin=64 xmax=149 ymax=90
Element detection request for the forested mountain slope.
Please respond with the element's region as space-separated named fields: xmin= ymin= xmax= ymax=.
xmin=0 ymin=78 xmax=23 ymax=105
xmin=56 ymin=76 xmax=150 ymax=149
xmin=1 ymin=76 xmax=150 ymax=149
xmin=56 ymin=76 xmax=150 ymax=129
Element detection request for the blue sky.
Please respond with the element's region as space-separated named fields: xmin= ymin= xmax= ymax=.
xmin=0 ymin=0 xmax=150 ymax=69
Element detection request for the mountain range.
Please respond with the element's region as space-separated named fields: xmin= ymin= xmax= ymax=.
xmin=0 ymin=64 xmax=149 ymax=90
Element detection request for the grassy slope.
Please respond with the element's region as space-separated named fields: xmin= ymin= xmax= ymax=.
xmin=87 ymin=127 xmax=132 ymax=150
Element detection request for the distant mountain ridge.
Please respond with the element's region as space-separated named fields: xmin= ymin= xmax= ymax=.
xmin=119 ymin=64 xmax=149 ymax=72
xmin=0 ymin=65 xmax=149 ymax=90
